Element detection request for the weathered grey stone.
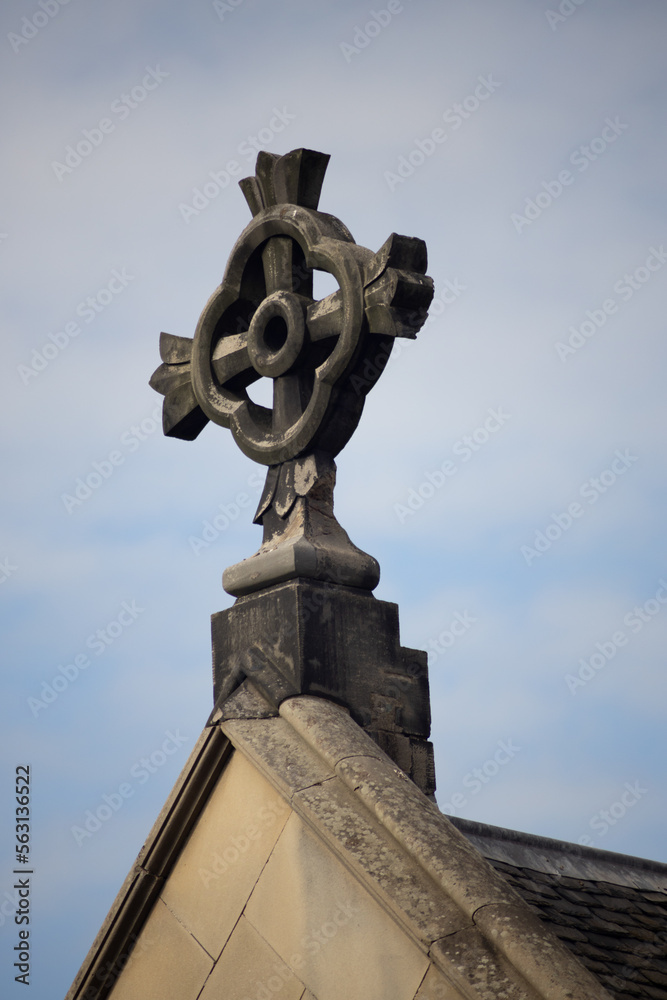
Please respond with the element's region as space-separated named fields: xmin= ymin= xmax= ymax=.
xmin=221 ymin=715 xmax=334 ymax=800
xmin=369 ymin=730 xmax=437 ymax=799
xmin=67 ymin=697 xmax=618 ymax=1000
xmin=413 ymin=962 xmax=467 ymax=1000
xmin=222 ymin=452 xmax=380 ymax=596
xmin=211 ymin=579 xmax=435 ymax=793
xmin=226 ymin=709 xmax=449 ymax=939
xmin=430 ymin=928 xmax=536 ymax=1000
xmin=279 ymin=702 xmax=614 ymax=1000
xmin=281 ymin=694 xmax=386 ymax=767
xmin=472 ymin=902 xmax=613 ymax=1000
xmin=150 ymin=148 xmax=433 ymax=595
xmin=334 ymin=752 xmax=522 ymax=914
xmin=212 ymin=580 xmax=428 ymax=729
xmin=149 ymin=149 xmax=437 ymax=801
xmin=207 ymin=677 xmax=277 ymax=724
xmin=292 ymin=778 xmax=468 ymax=945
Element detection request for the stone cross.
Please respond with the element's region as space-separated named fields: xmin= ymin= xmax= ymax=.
xmin=150 ymin=148 xmax=433 ymax=596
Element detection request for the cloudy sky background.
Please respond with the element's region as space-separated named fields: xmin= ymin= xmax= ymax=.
xmin=1 ymin=0 xmax=666 ymax=995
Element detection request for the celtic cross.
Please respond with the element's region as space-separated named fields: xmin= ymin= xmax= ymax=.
xmin=150 ymin=148 xmax=433 ymax=596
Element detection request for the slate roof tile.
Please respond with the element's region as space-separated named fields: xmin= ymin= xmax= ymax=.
xmin=549 ymin=898 xmax=591 ymax=917
xmin=615 ymin=928 xmax=660 ymax=946
xmin=604 ymin=984 xmax=648 ymax=999
xmin=550 ymin=924 xmax=588 ymax=943
xmin=561 ymin=887 xmax=597 ymax=903
xmin=644 ymin=986 xmax=667 ymax=1000
xmin=593 ymin=894 xmax=644 ymax=912
xmin=448 ymin=815 xmax=667 ymax=1000
xmin=513 ymin=888 xmax=550 ymax=905
xmin=578 ymin=941 xmax=618 ymax=960
xmin=583 ymin=957 xmax=617 ymax=974
xmin=632 ymin=914 xmax=664 ymax=930
xmin=595 ymin=908 xmax=645 ymax=926
xmin=588 ymin=915 xmax=635 ymax=935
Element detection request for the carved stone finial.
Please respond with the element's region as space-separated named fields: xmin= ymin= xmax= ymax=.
xmin=150 ymin=148 xmax=433 ymax=595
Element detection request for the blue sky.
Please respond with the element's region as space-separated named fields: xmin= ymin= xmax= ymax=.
xmin=1 ymin=0 xmax=666 ymax=996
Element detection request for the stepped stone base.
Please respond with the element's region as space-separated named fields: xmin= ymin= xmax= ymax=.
xmin=210 ymin=577 xmax=435 ymax=796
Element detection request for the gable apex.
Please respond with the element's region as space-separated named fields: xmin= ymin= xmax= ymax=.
xmin=67 ymin=693 xmax=613 ymax=1000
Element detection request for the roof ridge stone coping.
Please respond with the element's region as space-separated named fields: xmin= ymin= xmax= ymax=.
xmin=272 ymin=695 xmax=613 ymax=1000
xmin=447 ymin=816 xmax=667 ymax=892
xmin=67 ymin=692 xmax=617 ymax=1000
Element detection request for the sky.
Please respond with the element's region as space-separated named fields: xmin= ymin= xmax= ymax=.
xmin=1 ymin=0 xmax=666 ymax=996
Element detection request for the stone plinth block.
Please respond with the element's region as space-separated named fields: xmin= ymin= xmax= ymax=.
xmin=211 ymin=578 xmax=435 ymax=794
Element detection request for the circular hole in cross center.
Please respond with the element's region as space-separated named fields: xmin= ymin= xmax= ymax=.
xmin=263 ymin=315 xmax=288 ymax=353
